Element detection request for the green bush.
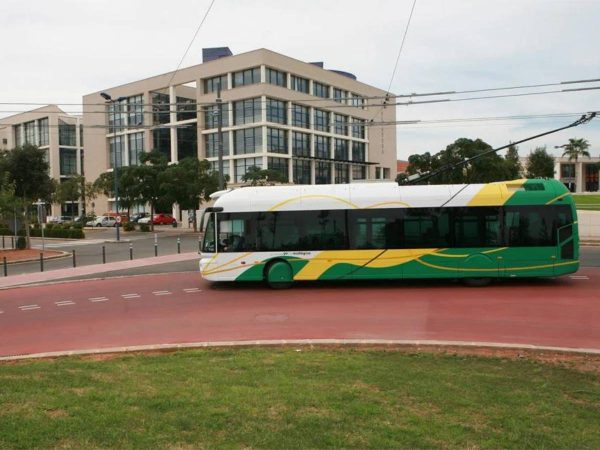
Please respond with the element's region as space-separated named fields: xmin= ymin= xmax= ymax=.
xmin=45 ymin=223 xmax=54 ymax=231
xmin=16 ymin=236 xmax=26 ymax=250
xmin=73 ymin=223 xmax=84 ymax=230
xmin=123 ymin=222 xmax=135 ymax=232
xmin=140 ymin=223 xmax=151 ymax=232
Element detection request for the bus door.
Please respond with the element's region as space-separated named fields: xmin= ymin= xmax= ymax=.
xmin=555 ymin=222 xmax=576 ymax=274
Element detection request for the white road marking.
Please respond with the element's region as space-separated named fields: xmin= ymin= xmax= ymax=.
xmin=183 ymin=288 xmax=202 ymax=293
xmin=569 ymin=275 xmax=590 ymax=280
xmin=122 ymin=293 xmax=141 ymax=299
xmin=19 ymin=305 xmax=40 ymax=311
xmin=55 ymin=300 xmax=75 ymax=306
xmin=32 ymin=239 xmax=107 ymax=249
xmin=0 ymin=310 xmax=4 ymax=314
xmin=89 ymin=296 xmax=108 ymax=303
xmin=152 ymin=290 xmax=172 ymax=296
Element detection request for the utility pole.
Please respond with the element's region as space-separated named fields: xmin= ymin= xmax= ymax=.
xmin=217 ymin=82 xmax=224 ymax=191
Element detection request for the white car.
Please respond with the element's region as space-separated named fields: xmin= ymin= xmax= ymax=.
xmin=87 ymin=216 xmax=117 ymax=227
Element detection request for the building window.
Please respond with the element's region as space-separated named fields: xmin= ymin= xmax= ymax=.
xmin=560 ymin=164 xmax=575 ymax=178
xmin=59 ymin=148 xmax=78 ymax=175
xmin=383 ymin=168 xmax=390 ymax=179
xmin=267 ymin=128 xmax=288 ymax=154
xmin=177 ymin=127 xmax=197 ymax=160
xmin=204 ymin=132 xmax=230 ymax=158
xmin=291 ymin=75 xmax=309 ymax=93
xmin=109 ymin=136 xmax=125 ymax=168
xmin=268 ymin=157 xmax=289 ymax=181
xmin=335 ymin=139 xmax=349 ymax=160
xmin=314 ymin=135 xmax=330 ymax=159
xmin=351 ymin=118 xmax=366 ymax=139
xmin=266 ymin=98 xmax=287 ymax=124
xmin=291 ymin=104 xmax=310 ymax=129
xmin=128 ymin=94 xmax=144 ymax=127
xmin=353 ymin=165 xmax=366 ymax=180
xmin=14 ymin=124 xmax=23 ymax=147
xmin=176 ymin=96 xmax=196 ymax=121
xmin=204 ymin=74 xmax=228 ymax=93
xmin=334 ymin=114 xmax=348 ymax=136
xmin=292 ymin=132 xmax=310 ymax=157
xmin=234 ymin=127 xmax=262 ymax=155
xmin=152 ymin=128 xmax=171 ymax=162
xmin=314 ymin=109 xmax=330 ymax=132
xmin=315 ymin=161 xmax=331 ymax=184
xmin=128 ymin=132 xmax=144 ymax=166
xmin=352 ymin=141 xmax=366 ymax=162
xmin=204 ymin=104 xmax=229 ymax=129
xmin=108 ymin=99 xmax=127 ymax=133
xmin=151 ymin=92 xmax=170 ymax=125
xmin=335 ymin=163 xmax=349 ymax=184
xmin=59 ymin=120 xmax=77 ymax=146
xmin=350 ymin=93 xmax=366 ymax=109
xmin=39 ymin=118 xmax=49 ymax=146
xmin=209 ymin=160 xmax=230 ymax=179
xmin=24 ymin=121 xmax=36 ymax=145
xmin=235 ymin=157 xmax=262 ymax=183
xmin=234 ymin=98 xmax=262 ymax=125
xmin=333 ymin=88 xmax=347 ymax=103
xmin=293 ymin=159 xmax=311 ymax=184
xmin=232 ymin=67 xmax=260 ymax=88
xmin=313 ymin=82 xmax=329 ymax=99
xmin=375 ymin=167 xmax=381 ymax=179
xmin=266 ymin=68 xmax=287 ymax=87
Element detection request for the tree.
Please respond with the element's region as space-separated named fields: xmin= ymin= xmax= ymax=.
xmin=2 ymin=145 xmax=54 ymax=248
xmin=52 ymin=176 xmax=83 ymax=219
xmin=525 ymin=146 xmax=555 ymax=179
xmin=558 ymin=138 xmax=591 ymax=162
xmin=504 ymin=143 xmax=522 ymax=179
xmin=241 ymin=166 xmax=288 ymax=186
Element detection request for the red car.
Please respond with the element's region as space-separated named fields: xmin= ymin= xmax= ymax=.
xmin=139 ymin=213 xmax=177 ymax=226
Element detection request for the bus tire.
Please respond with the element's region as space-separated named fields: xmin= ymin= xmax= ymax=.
xmin=463 ymin=277 xmax=492 ymax=287
xmin=265 ymin=260 xmax=293 ymax=289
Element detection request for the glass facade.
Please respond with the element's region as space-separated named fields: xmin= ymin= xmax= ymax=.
xmin=176 ymin=96 xmax=196 ymax=121
xmin=350 ymin=93 xmax=366 ymax=109
xmin=292 ymin=131 xmax=310 ymax=157
xmin=335 ymin=139 xmax=349 ymax=160
xmin=266 ymin=68 xmax=286 ymax=87
xmin=233 ymin=67 xmax=260 ymax=87
xmin=128 ymin=132 xmax=144 ymax=166
xmin=234 ymin=98 xmax=262 ymax=125
xmin=314 ymin=135 xmax=330 ymax=159
xmin=128 ymin=95 xmax=144 ymax=126
xmin=352 ymin=141 xmax=366 ymax=162
xmin=333 ymin=88 xmax=347 ymax=103
xmin=59 ymin=148 xmax=77 ymax=175
xmin=267 ymin=128 xmax=288 ymax=154
xmin=334 ymin=114 xmax=348 ymax=136
xmin=152 ymin=128 xmax=171 ymax=162
xmin=39 ymin=118 xmax=49 ymax=146
xmin=204 ymin=104 xmax=229 ymax=129
xmin=24 ymin=121 xmax=36 ymax=144
xmin=266 ymin=98 xmax=287 ymax=124
xmin=314 ymin=109 xmax=330 ymax=132
xmin=291 ymin=104 xmax=309 ymax=128
xmin=151 ymin=92 xmax=170 ymax=125
xmin=209 ymin=160 xmax=230 ymax=179
xmin=235 ymin=157 xmax=262 ymax=183
xmin=109 ymin=136 xmax=125 ymax=168
xmin=351 ymin=118 xmax=365 ymax=138
xmin=291 ymin=75 xmax=309 ymax=93
xmin=268 ymin=157 xmax=289 ymax=181
xmin=353 ymin=165 xmax=366 ymax=180
xmin=315 ymin=161 xmax=331 ymax=184
xmin=313 ymin=82 xmax=329 ymax=98
xmin=59 ymin=120 xmax=77 ymax=146
xmin=293 ymin=159 xmax=311 ymax=184
xmin=335 ymin=163 xmax=349 ymax=184
xmin=205 ymin=132 xmax=230 ymax=158
xmin=177 ymin=127 xmax=197 ymax=160
xmin=234 ymin=127 xmax=262 ymax=154
xmin=204 ymin=74 xmax=228 ymax=93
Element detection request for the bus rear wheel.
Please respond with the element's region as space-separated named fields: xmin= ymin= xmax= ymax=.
xmin=265 ymin=260 xmax=293 ymax=289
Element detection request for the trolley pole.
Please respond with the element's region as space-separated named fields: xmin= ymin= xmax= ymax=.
xmin=217 ymin=82 xmax=224 ymax=191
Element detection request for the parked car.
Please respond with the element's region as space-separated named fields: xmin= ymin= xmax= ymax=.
xmin=47 ymin=216 xmax=72 ymax=224
xmin=130 ymin=212 xmax=149 ymax=223
xmin=87 ymin=215 xmax=117 ymax=227
xmin=138 ymin=214 xmax=177 ymax=226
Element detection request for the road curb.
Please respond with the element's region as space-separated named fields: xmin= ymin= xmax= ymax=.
xmin=2 ymin=339 xmax=600 ymax=361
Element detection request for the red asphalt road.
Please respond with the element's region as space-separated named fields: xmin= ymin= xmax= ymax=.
xmin=0 ymin=268 xmax=599 ymax=357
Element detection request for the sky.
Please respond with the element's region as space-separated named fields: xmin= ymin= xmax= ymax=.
xmin=1 ymin=0 xmax=599 ymax=161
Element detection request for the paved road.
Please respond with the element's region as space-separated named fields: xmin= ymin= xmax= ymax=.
xmin=1 ymin=268 xmax=598 ymax=358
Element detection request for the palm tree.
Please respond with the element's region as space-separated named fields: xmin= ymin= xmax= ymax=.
xmin=558 ymin=138 xmax=591 ymax=162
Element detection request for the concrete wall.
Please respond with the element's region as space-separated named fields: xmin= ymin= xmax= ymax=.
xmin=578 ymin=210 xmax=600 ymax=241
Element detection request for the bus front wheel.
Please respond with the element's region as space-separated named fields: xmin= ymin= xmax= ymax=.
xmin=265 ymin=260 xmax=293 ymax=289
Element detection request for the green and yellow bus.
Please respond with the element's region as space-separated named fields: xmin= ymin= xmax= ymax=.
xmin=200 ymin=178 xmax=579 ymax=288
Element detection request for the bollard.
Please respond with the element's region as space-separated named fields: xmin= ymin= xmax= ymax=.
xmin=177 ymin=237 xmax=181 ymax=254
xmin=102 ymin=245 xmax=106 ymax=264
xmin=11 ymin=236 xmax=14 ymax=249
xmin=3 ymin=257 xmax=7 ymax=277
xmin=40 ymin=252 xmax=44 ymax=272
xmin=198 ymin=238 xmax=201 ymax=253
xmin=2 ymin=235 xmax=4 ymax=248
xmin=129 ymin=243 xmax=133 ymax=260
xmin=72 ymin=249 xmax=76 ymax=268
xmin=154 ymin=243 xmax=158 ymax=257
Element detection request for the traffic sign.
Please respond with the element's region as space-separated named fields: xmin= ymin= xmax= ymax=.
xmin=116 ymin=215 xmax=122 ymax=223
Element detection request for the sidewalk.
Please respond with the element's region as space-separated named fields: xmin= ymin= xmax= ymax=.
xmin=0 ymin=252 xmax=199 ymax=290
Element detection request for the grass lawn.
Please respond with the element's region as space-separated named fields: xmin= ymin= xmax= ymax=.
xmin=1 ymin=347 xmax=600 ymax=449
xmin=572 ymin=194 xmax=600 ymax=211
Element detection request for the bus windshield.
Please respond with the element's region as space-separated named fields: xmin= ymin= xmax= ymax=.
xmin=202 ymin=213 xmax=216 ymax=253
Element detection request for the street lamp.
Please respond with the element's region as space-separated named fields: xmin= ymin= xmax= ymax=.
xmin=101 ymin=92 xmax=126 ymax=241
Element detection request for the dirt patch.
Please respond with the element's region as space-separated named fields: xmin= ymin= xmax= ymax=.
xmin=0 ymin=248 xmax=65 ymax=263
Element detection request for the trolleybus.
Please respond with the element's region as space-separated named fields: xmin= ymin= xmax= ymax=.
xmin=199 ymin=179 xmax=578 ymax=288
